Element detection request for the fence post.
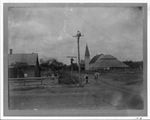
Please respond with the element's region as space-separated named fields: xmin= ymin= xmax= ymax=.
xmin=41 ymin=79 xmax=43 ymax=85
xmin=23 ymin=79 xmax=26 ymax=86
xmin=8 ymin=78 xmax=10 ymax=109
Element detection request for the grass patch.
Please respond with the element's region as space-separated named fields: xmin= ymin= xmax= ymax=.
xmin=102 ymin=72 xmax=143 ymax=82
xmin=125 ymin=80 xmax=143 ymax=86
xmin=12 ymin=85 xmax=45 ymax=91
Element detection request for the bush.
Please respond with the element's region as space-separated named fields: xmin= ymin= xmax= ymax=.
xmin=59 ymin=71 xmax=79 ymax=85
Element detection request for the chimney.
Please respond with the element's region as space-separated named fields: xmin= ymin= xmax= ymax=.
xmin=10 ymin=49 xmax=12 ymax=54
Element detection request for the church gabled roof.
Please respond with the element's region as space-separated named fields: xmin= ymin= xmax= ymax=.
xmin=85 ymin=44 xmax=90 ymax=57
xmin=89 ymin=54 xmax=129 ymax=68
xmin=90 ymin=54 xmax=103 ymax=64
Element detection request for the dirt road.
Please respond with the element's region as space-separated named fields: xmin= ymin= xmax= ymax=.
xmin=9 ymin=74 xmax=143 ymax=110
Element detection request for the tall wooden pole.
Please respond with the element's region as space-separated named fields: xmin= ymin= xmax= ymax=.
xmin=73 ymin=31 xmax=83 ymax=85
xmin=71 ymin=66 xmax=73 ymax=80
xmin=77 ymin=37 xmax=81 ymax=83
xmin=8 ymin=79 xmax=10 ymax=109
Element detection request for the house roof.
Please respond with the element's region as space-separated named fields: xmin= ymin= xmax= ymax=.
xmin=8 ymin=53 xmax=38 ymax=66
xmin=85 ymin=44 xmax=90 ymax=57
xmin=94 ymin=59 xmax=129 ymax=68
xmin=90 ymin=54 xmax=103 ymax=64
xmin=100 ymin=54 xmax=117 ymax=60
xmin=90 ymin=54 xmax=129 ymax=68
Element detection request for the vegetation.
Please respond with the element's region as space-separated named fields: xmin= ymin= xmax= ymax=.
xmin=11 ymin=62 xmax=28 ymax=70
xmin=40 ymin=58 xmax=68 ymax=71
xmin=123 ymin=61 xmax=143 ymax=69
xmin=58 ymin=71 xmax=79 ymax=85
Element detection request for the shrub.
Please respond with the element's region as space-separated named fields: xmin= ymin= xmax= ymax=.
xmin=59 ymin=71 xmax=79 ymax=85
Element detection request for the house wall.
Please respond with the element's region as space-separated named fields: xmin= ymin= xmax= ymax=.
xmin=89 ymin=63 xmax=97 ymax=70
xmin=25 ymin=66 xmax=40 ymax=77
xmin=8 ymin=67 xmax=40 ymax=78
xmin=8 ymin=68 xmax=17 ymax=78
xmin=35 ymin=58 xmax=41 ymax=77
xmin=26 ymin=67 xmax=35 ymax=77
xmin=17 ymin=70 xmax=24 ymax=78
xmin=35 ymin=66 xmax=41 ymax=77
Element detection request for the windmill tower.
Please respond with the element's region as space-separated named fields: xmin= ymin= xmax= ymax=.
xmin=84 ymin=44 xmax=90 ymax=70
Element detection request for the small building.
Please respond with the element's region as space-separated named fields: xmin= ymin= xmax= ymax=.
xmin=8 ymin=49 xmax=41 ymax=78
xmin=89 ymin=54 xmax=129 ymax=70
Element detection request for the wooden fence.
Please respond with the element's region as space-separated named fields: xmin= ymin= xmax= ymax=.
xmin=8 ymin=77 xmax=51 ymax=86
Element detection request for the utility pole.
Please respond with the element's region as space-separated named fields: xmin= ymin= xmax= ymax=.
xmin=73 ymin=31 xmax=83 ymax=85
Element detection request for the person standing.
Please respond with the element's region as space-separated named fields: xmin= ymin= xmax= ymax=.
xmin=97 ymin=72 xmax=100 ymax=79
xmin=94 ymin=72 xmax=99 ymax=82
xmin=94 ymin=72 xmax=97 ymax=81
xmin=24 ymin=73 xmax=28 ymax=78
xmin=51 ymin=73 xmax=55 ymax=81
xmin=56 ymin=73 xmax=60 ymax=84
xmin=84 ymin=74 xmax=89 ymax=84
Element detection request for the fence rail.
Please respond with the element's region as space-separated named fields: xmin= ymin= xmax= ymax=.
xmin=9 ymin=77 xmax=50 ymax=80
xmin=8 ymin=77 xmax=51 ymax=85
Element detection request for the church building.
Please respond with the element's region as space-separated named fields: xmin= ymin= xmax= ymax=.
xmin=83 ymin=44 xmax=129 ymax=71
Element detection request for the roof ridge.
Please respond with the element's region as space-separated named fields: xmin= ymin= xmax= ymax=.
xmin=89 ymin=53 xmax=103 ymax=64
xmin=9 ymin=53 xmax=38 ymax=55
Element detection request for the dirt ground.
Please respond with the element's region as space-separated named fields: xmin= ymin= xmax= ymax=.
xmin=9 ymin=72 xmax=144 ymax=110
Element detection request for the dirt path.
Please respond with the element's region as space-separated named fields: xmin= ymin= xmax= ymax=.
xmin=87 ymin=76 xmax=143 ymax=109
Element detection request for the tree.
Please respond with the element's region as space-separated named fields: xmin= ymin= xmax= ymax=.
xmin=40 ymin=58 xmax=67 ymax=71
xmin=123 ymin=61 xmax=143 ymax=69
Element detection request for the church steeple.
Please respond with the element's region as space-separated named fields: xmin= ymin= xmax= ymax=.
xmin=84 ymin=44 xmax=90 ymax=70
xmin=85 ymin=44 xmax=90 ymax=57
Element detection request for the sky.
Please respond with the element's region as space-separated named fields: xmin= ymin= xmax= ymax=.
xmin=8 ymin=4 xmax=143 ymax=65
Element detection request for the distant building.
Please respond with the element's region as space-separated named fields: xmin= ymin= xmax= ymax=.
xmin=84 ymin=44 xmax=90 ymax=70
xmin=8 ymin=49 xmax=41 ymax=78
xmin=89 ymin=54 xmax=129 ymax=70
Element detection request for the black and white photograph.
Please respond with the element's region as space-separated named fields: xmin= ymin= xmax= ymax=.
xmin=3 ymin=3 xmax=147 ymax=117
